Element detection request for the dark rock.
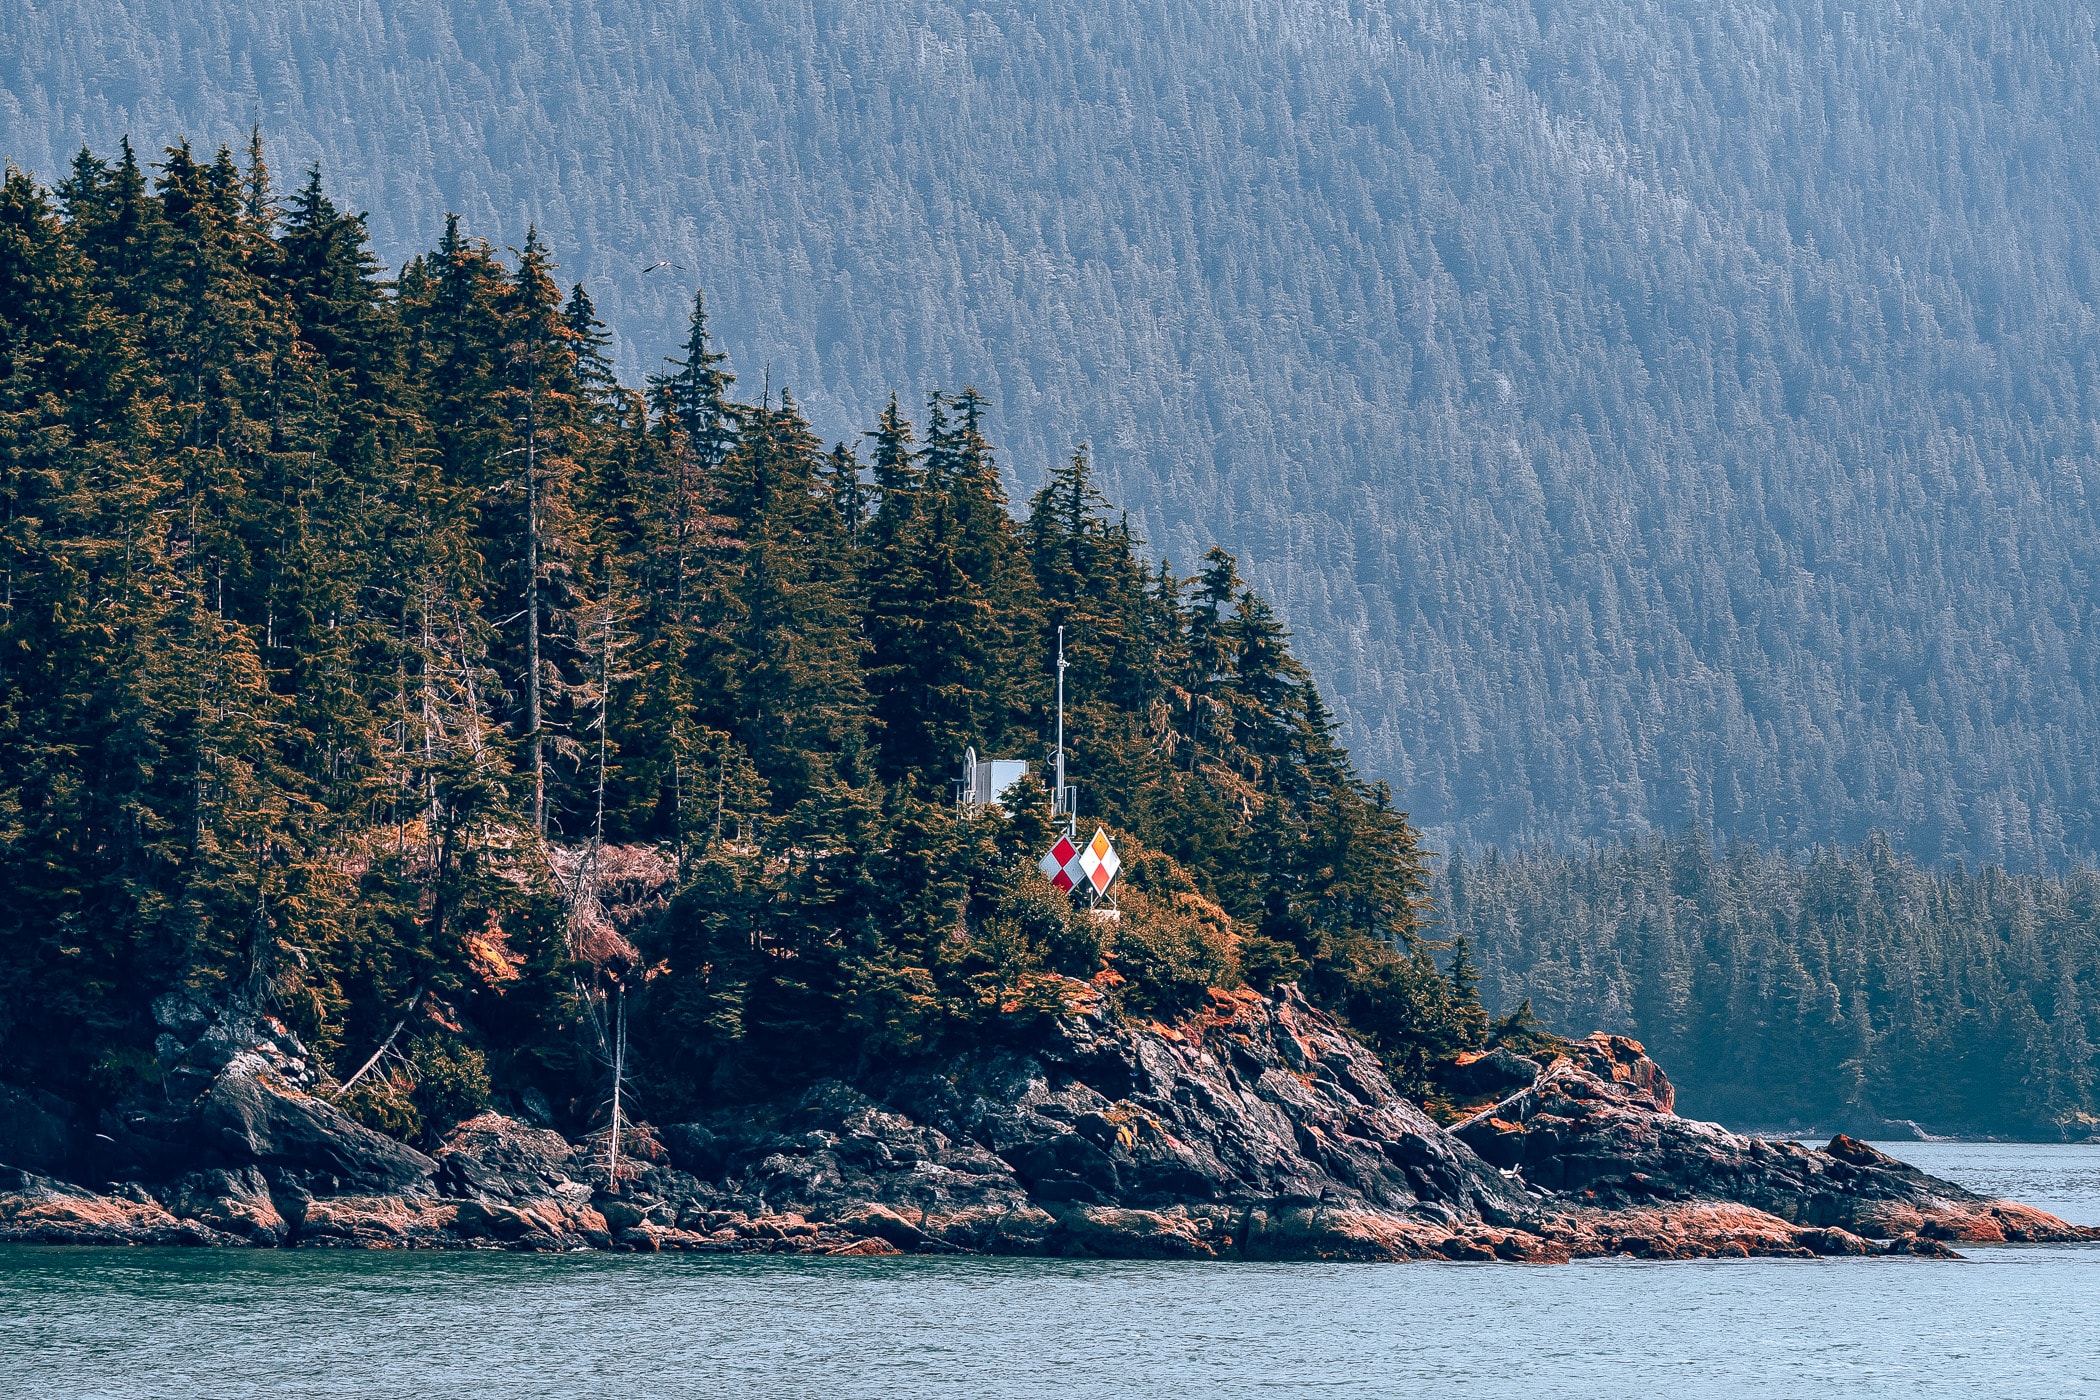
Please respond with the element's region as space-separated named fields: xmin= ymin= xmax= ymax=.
xmin=693 ymin=1079 xmax=1031 ymax=1223
xmin=200 ymin=1061 xmax=435 ymax=1192
xmin=1444 ymin=1048 xmax=1543 ymax=1102
xmin=1453 ymin=1116 xmax=1527 ymax=1171
xmin=1822 ymin=1134 xmax=1908 ymax=1170
xmin=86 ymin=1108 xmax=194 ymax=1180
xmin=658 ymin=1123 xmax=724 ymax=1178
xmin=0 ymin=1170 xmax=246 ymax=1246
xmin=0 ymin=1084 xmax=74 ymax=1175
xmin=151 ymin=992 xmax=212 ymax=1041
xmin=596 ymin=1198 xmax=650 ymax=1231
xmin=1884 ymin=1232 xmax=1963 ymax=1258
xmin=676 ymin=983 xmax=1529 ymax=1238
xmin=433 ymin=1113 xmax=576 ymax=1200
xmin=1564 ymin=1034 xmax=1675 ymax=1113
xmin=165 ymin=1166 xmax=289 ymax=1244
xmin=1451 ymin=1035 xmax=2094 ymax=1247
xmin=866 ymin=986 xmax=1521 ymax=1223
xmin=518 ymin=1086 xmax=556 ymax=1127
xmin=3 ymin=986 xmax=2090 ymax=1261
xmin=829 ymin=1202 xmax=931 ymax=1250
xmin=1047 ymin=1205 xmax=1221 ymax=1259
xmin=454 ymin=1198 xmax=542 ymax=1241
xmin=1439 ymin=1235 xmax=1499 ymax=1262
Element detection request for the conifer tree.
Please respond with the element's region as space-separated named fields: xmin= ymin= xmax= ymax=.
xmin=494 ymin=229 xmax=585 ymax=835
xmin=1181 ymin=546 xmax=1244 ymax=768
xmin=564 ymin=282 xmax=619 ymax=417
xmin=862 ymin=392 xmax=1041 ymax=785
xmin=240 ymin=126 xmax=274 ymax=235
xmin=654 ymin=287 xmax=736 ymax=477
xmin=641 ymin=290 xmax=741 ymax=847
xmin=712 ymin=392 xmax=869 ymax=814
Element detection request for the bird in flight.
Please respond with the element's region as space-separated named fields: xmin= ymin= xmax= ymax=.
xmin=642 ymin=261 xmax=685 ymax=275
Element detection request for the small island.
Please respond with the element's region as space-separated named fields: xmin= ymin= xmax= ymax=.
xmin=0 ymin=146 xmax=2088 ymax=1260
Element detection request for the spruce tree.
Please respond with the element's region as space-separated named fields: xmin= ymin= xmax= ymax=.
xmin=494 ymin=229 xmax=585 ymax=835
xmin=712 ymin=392 xmax=870 ymax=814
xmin=862 ymin=392 xmax=1042 ymax=786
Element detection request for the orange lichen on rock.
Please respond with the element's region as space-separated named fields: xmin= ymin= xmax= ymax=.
xmin=1529 ymin=1203 xmax=1883 ymax=1261
xmin=826 ymin=1236 xmax=901 ymax=1256
xmin=0 ymin=1179 xmax=238 ymax=1246
xmin=1852 ymin=1197 xmax=2096 ymax=1245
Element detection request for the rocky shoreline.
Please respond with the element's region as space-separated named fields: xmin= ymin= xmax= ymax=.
xmin=4 ymin=987 xmax=2090 ymax=1261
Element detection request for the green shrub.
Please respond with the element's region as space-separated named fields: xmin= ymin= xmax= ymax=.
xmin=334 ymin=1034 xmax=491 ymax=1146
xmin=1236 ymin=933 xmax=1310 ymax=992
xmin=408 ymin=1035 xmax=492 ymax=1140
xmin=337 ymin=1069 xmax=421 ymax=1141
xmin=1107 ymin=890 xmax=1239 ymax=1020
xmin=984 ymin=861 xmax=1104 ymax=979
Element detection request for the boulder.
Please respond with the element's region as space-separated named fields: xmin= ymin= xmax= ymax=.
xmin=1564 ymin=1033 xmax=1676 ymax=1112
xmin=1443 ymin=1048 xmax=1543 ymax=1102
xmin=658 ymin=1122 xmax=725 ymax=1178
xmin=454 ymin=1197 xmax=548 ymax=1241
xmin=827 ymin=1236 xmax=901 ymax=1256
xmin=199 ymin=1061 xmax=434 ymax=1192
xmin=1453 ymin=1041 xmax=2096 ymax=1246
xmin=152 ymin=990 xmax=210 ymax=1030
xmin=1822 ymin=1133 xmax=1908 ymax=1169
xmin=1048 ymin=1205 xmax=1221 ymax=1259
xmin=434 ymin=1113 xmax=577 ymax=1200
xmin=829 ymin=1202 xmax=931 ymax=1250
xmin=166 ymin=1166 xmax=289 ymax=1245
xmin=294 ymin=1195 xmax=459 ymax=1247
xmin=1237 ymin=1203 xmax=1451 ymax=1261
xmin=691 ymin=1080 xmax=1033 ymax=1223
xmin=0 ymin=1170 xmax=242 ymax=1247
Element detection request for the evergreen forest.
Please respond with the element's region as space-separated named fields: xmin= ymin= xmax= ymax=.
xmin=1446 ymin=835 xmax=2100 ymax=1138
xmin=6 ymin=0 xmax=2099 ymax=867
xmin=0 ymin=144 xmax=1494 ymax=1144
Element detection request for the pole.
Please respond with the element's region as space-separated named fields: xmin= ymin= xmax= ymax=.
xmin=608 ymin=985 xmax=625 ymax=1189
xmin=1055 ymin=625 xmax=1072 ymax=837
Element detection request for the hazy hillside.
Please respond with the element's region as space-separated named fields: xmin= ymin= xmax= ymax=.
xmin=5 ymin=0 xmax=2098 ymax=866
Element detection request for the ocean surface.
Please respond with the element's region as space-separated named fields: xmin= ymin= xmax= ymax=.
xmin=3 ymin=1140 xmax=2096 ymax=1399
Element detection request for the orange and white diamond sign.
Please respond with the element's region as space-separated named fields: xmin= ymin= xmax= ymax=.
xmin=1077 ymin=827 xmax=1120 ymax=895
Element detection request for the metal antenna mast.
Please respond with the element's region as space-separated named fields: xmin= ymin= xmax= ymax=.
xmin=1054 ymin=625 xmax=1073 ymax=837
xmin=1037 ymin=623 xmax=1117 ymax=914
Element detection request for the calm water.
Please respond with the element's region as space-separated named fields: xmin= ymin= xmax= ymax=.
xmin=3 ymin=1142 xmax=2097 ymax=1399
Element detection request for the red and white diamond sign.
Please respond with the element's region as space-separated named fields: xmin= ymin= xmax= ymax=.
xmin=1078 ymin=827 xmax=1120 ymax=894
xmin=1039 ymin=834 xmax=1080 ymax=892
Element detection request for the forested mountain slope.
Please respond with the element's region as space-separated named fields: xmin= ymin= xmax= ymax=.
xmin=5 ymin=0 xmax=2099 ymax=866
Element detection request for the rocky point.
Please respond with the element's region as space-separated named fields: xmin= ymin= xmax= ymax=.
xmin=2 ymin=986 xmax=2089 ymax=1260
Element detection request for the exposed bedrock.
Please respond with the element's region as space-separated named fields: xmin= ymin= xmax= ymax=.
xmin=3 ymin=987 xmax=2090 ymax=1259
